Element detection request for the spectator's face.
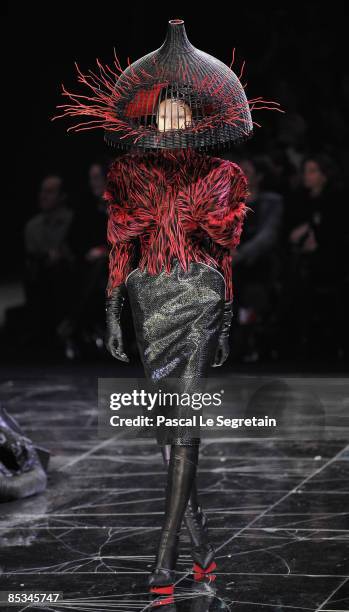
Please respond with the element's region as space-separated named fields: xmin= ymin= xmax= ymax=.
xmin=89 ymin=164 xmax=106 ymax=198
xmin=39 ymin=176 xmax=63 ymax=211
xmin=303 ymin=160 xmax=327 ymax=191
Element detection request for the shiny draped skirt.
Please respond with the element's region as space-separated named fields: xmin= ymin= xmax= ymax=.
xmin=126 ymin=259 xmax=225 ymax=445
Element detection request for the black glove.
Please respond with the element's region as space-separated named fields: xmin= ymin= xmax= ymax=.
xmin=211 ymin=300 xmax=233 ymax=367
xmin=105 ymin=285 xmax=130 ymax=362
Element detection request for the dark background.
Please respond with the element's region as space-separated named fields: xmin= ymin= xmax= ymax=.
xmin=2 ymin=2 xmax=348 ymax=367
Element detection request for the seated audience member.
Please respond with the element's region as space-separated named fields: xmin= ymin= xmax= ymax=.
xmin=233 ymin=156 xmax=284 ymax=362
xmin=58 ymin=162 xmax=110 ymax=357
xmin=24 ymin=175 xmax=73 ymax=343
xmin=283 ymin=154 xmax=347 ymax=357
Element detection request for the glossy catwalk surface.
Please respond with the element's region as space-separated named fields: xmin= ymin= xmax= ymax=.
xmin=0 ymin=366 xmax=348 ymax=611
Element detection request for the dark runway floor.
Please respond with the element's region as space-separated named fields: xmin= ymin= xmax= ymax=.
xmin=0 ymin=364 xmax=348 ymax=611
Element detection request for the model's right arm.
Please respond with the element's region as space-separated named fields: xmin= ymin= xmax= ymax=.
xmin=104 ymin=157 xmax=151 ymax=361
xmin=104 ymin=157 xmax=138 ymax=362
xmin=104 ymin=158 xmax=139 ymax=296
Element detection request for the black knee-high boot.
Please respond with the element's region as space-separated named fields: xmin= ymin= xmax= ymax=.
xmin=148 ymin=445 xmax=199 ymax=590
xmin=161 ymin=444 xmax=200 ymax=513
xmin=161 ymin=445 xmax=215 ymax=572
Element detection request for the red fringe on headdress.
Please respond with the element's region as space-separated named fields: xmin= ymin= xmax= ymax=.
xmin=52 ymin=49 xmax=283 ymax=141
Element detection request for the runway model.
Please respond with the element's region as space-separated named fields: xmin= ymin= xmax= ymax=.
xmin=54 ymin=18 xmax=280 ymax=594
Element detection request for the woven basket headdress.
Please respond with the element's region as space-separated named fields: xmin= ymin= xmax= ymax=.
xmin=54 ymin=19 xmax=281 ymax=150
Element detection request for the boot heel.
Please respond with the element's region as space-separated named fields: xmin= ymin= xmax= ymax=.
xmin=149 ymin=582 xmax=175 ymax=607
xmin=193 ymin=561 xmax=217 ymax=582
xmin=150 ymin=585 xmax=174 ymax=595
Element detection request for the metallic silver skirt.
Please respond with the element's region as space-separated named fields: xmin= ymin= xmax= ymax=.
xmin=126 ymin=260 xmax=225 ymax=444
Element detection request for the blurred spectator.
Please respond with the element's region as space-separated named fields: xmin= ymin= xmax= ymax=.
xmin=25 ymin=175 xmax=72 ymax=260
xmin=268 ymin=147 xmax=300 ymax=194
xmin=57 ymin=162 xmax=109 ymax=357
xmin=288 ymin=154 xmax=345 ymax=276
xmin=280 ymin=154 xmax=348 ymax=358
xmin=23 ymin=175 xmax=73 ymax=343
xmin=232 ymin=156 xmax=284 ymax=362
xmin=69 ymin=162 xmax=109 ymax=262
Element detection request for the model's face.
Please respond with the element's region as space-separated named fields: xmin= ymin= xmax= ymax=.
xmin=157 ymin=99 xmax=192 ymax=132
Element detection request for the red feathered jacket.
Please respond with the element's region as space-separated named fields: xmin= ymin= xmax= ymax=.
xmin=104 ymin=149 xmax=248 ymax=301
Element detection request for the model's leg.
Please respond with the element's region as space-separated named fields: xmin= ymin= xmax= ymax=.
xmin=148 ymin=444 xmax=199 ymax=590
xmin=157 ymin=444 xmax=215 ymax=580
xmin=161 ymin=445 xmax=199 ymax=508
xmin=161 ymin=444 xmax=201 ymax=530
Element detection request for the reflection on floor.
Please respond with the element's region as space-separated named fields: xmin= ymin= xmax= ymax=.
xmin=0 ymin=367 xmax=348 ymax=611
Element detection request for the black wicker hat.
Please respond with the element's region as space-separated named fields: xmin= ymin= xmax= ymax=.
xmin=54 ymin=19 xmax=281 ymax=151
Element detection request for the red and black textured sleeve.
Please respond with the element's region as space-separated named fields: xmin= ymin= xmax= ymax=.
xmin=196 ymin=160 xmax=249 ymax=300
xmin=199 ymin=161 xmax=249 ymax=249
xmin=104 ymin=157 xmax=139 ymax=296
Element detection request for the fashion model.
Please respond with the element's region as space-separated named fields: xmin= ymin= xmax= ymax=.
xmin=54 ymin=18 xmax=280 ymax=596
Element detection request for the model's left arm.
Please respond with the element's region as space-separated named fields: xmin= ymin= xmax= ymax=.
xmin=197 ymin=162 xmax=249 ymax=366
xmin=199 ymin=162 xmax=249 ymax=253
